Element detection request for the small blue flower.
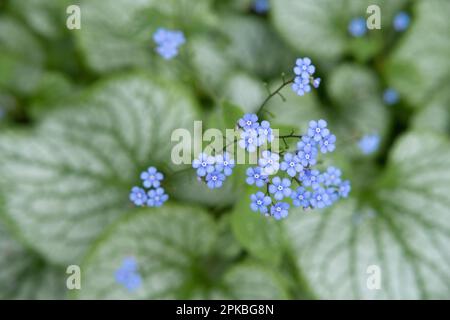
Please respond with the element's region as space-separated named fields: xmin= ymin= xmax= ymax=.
xmin=323 ymin=166 xmax=342 ymax=186
xmin=348 ymin=17 xmax=367 ymax=37
xmin=319 ymin=134 xmax=336 ymax=154
xmin=358 ymin=134 xmax=380 ymax=155
xmin=393 ymin=11 xmax=410 ymax=32
xmin=140 ymin=166 xmax=164 ymax=188
xmin=269 ymin=177 xmax=292 ymax=201
xmin=246 ymin=166 xmax=268 ymax=187
xmin=310 ymin=187 xmax=332 ymax=209
xmin=308 ymin=119 xmax=330 ymax=142
xmin=294 ymin=57 xmax=316 ymax=77
xmin=299 ymin=169 xmax=323 ymax=189
xmin=115 ymin=257 xmax=141 ymax=291
xmin=205 ymin=171 xmax=226 ymax=189
xmin=327 ymin=188 xmax=340 ymax=204
xmin=292 ymin=76 xmax=311 ymax=96
xmin=239 ymin=129 xmax=259 ymax=153
xmin=280 ymin=153 xmax=303 ymax=177
xmin=238 ymin=113 xmax=259 ymax=131
xmin=271 ymin=202 xmax=289 ymax=220
xmin=258 ymin=150 xmax=280 ymax=175
xmin=153 ymin=28 xmax=185 ymax=59
xmin=147 ymin=188 xmax=169 ymax=207
xmin=291 ymin=187 xmax=311 ymax=208
xmin=250 ymin=191 xmax=272 ymax=214
xmin=297 ymin=145 xmax=318 ymax=167
xmin=383 ymin=88 xmax=399 ymax=105
xmin=253 ymin=0 xmax=269 ymax=14
xmin=192 ymin=153 xmax=215 ymax=177
xmin=313 ymin=78 xmax=321 ymax=89
xmin=338 ymin=180 xmax=351 ymax=198
xmin=129 ymin=186 xmax=148 ymax=206
xmin=215 ymin=152 xmax=235 ymax=176
xmin=257 ymin=120 xmax=274 ymax=146
xmin=297 ymin=135 xmax=315 ymax=152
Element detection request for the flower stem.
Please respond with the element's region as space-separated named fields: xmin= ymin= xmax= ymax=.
xmin=256 ymin=77 xmax=294 ymax=118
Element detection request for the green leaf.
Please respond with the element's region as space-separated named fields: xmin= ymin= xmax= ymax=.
xmin=230 ymin=188 xmax=285 ymax=266
xmin=0 ymin=221 xmax=65 ymax=299
xmin=284 ymin=132 xmax=450 ymax=299
xmin=77 ymin=205 xmax=288 ymax=299
xmin=386 ymin=0 xmax=450 ymax=107
xmin=221 ymin=100 xmax=244 ymax=130
xmin=223 ymin=73 xmax=266 ymax=114
xmin=0 ymin=74 xmax=199 ymax=264
xmin=412 ymin=87 xmax=450 ymax=136
xmin=76 ymin=0 xmax=215 ymax=73
xmin=0 ymin=16 xmax=44 ymax=94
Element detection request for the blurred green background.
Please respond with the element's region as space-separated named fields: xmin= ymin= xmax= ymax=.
xmin=0 ymin=0 xmax=449 ymax=299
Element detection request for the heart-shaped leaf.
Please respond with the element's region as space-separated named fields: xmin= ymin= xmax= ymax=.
xmin=0 ymin=74 xmax=199 ymax=264
xmin=284 ymin=132 xmax=450 ymax=299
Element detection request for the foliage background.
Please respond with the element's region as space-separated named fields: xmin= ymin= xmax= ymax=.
xmin=0 ymin=0 xmax=449 ymax=299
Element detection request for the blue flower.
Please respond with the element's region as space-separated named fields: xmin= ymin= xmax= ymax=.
xmin=291 ymin=187 xmax=311 ymax=208
xmin=257 ymin=120 xmax=274 ymax=146
xmin=238 ymin=113 xmax=259 ymax=131
xmin=292 ymin=76 xmax=311 ymax=96
xmin=280 ymin=153 xmax=303 ymax=177
xmin=383 ymin=88 xmax=399 ymax=105
xmin=250 ymin=192 xmax=272 ymax=214
xmin=313 ymin=78 xmax=321 ymax=89
xmin=319 ymin=133 xmax=336 ymax=154
xmin=147 ymin=188 xmax=169 ymax=207
xmin=348 ymin=17 xmax=367 ymax=37
xmin=258 ymin=150 xmax=280 ymax=175
xmin=269 ymin=176 xmax=292 ymax=201
xmin=253 ymin=0 xmax=269 ymax=14
xmin=205 ymin=171 xmax=226 ymax=189
xmin=338 ymin=180 xmax=351 ymax=198
xmin=297 ymin=135 xmax=315 ymax=151
xmin=140 ymin=166 xmax=164 ymax=188
xmin=308 ymin=119 xmax=330 ymax=142
xmin=323 ymin=166 xmax=342 ymax=186
xmin=192 ymin=153 xmax=215 ymax=177
xmin=239 ymin=129 xmax=259 ymax=153
xmin=129 ymin=186 xmax=148 ymax=206
xmin=215 ymin=152 xmax=235 ymax=176
xmin=310 ymin=187 xmax=332 ymax=209
xmin=297 ymin=144 xmax=318 ymax=167
xmin=153 ymin=28 xmax=185 ymax=59
xmin=327 ymin=188 xmax=340 ymax=204
xmin=115 ymin=257 xmax=141 ymax=291
xmin=271 ymin=202 xmax=289 ymax=220
xmin=393 ymin=11 xmax=410 ymax=32
xmin=294 ymin=57 xmax=316 ymax=77
xmin=246 ymin=166 xmax=268 ymax=187
xmin=358 ymin=134 xmax=380 ymax=155
xmin=299 ymin=169 xmax=323 ymax=189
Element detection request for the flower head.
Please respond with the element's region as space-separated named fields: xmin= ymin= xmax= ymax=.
xmin=115 ymin=257 xmax=141 ymax=291
xmin=258 ymin=151 xmax=280 ymax=175
xmin=269 ymin=176 xmax=292 ymax=201
xmin=292 ymin=76 xmax=311 ymax=96
xmin=280 ymin=153 xmax=303 ymax=177
xmin=271 ymin=202 xmax=289 ymax=220
xmin=250 ymin=192 xmax=272 ymax=214
xmin=294 ymin=57 xmax=316 ymax=77
xmin=308 ymin=119 xmax=330 ymax=142
xmin=313 ymin=78 xmax=321 ymax=89
xmin=323 ymin=166 xmax=342 ymax=186
xmin=348 ymin=17 xmax=367 ymax=37
xmin=147 ymin=187 xmax=168 ymax=207
xmin=319 ymin=133 xmax=336 ymax=154
xmin=310 ymin=187 xmax=332 ymax=209
xmin=297 ymin=144 xmax=318 ymax=167
xmin=253 ymin=0 xmax=269 ymax=14
xmin=129 ymin=186 xmax=148 ymax=206
xmin=257 ymin=120 xmax=274 ymax=146
xmin=192 ymin=153 xmax=215 ymax=177
xmin=246 ymin=166 xmax=268 ymax=188
xmin=205 ymin=171 xmax=226 ymax=189
xmin=215 ymin=152 xmax=235 ymax=176
xmin=291 ymin=187 xmax=312 ymax=208
xmin=153 ymin=28 xmax=185 ymax=59
xmin=238 ymin=113 xmax=259 ymax=131
xmin=239 ymin=129 xmax=259 ymax=153
xmin=393 ymin=12 xmax=410 ymax=32
xmin=140 ymin=166 xmax=164 ymax=188
xmin=338 ymin=180 xmax=351 ymax=198
xmin=299 ymin=169 xmax=323 ymax=189
xmin=383 ymin=88 xmax=399 ymax=105
xmin=358 ymin=134 xmax=380 ymax=155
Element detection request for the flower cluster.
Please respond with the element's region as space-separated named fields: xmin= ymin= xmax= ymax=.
xmin=245 ymin=117 xmax=350 ymax=219
xmin=192 ymin=152 xmax=235 ymax=189
xmin=115 ymin=257 xmax=141 ymax=291
xmin=358 ymin=134 xmax=380 ymax=155
xmin=129 ymin=166 xmax=168 ymax=207
xmin=292 ymin=57 xmax=321 ymax=96
xmin=153 ymin=28 xmax=185 ymax=60
xmin=237 ymin=114 xmax=274 ymax=153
